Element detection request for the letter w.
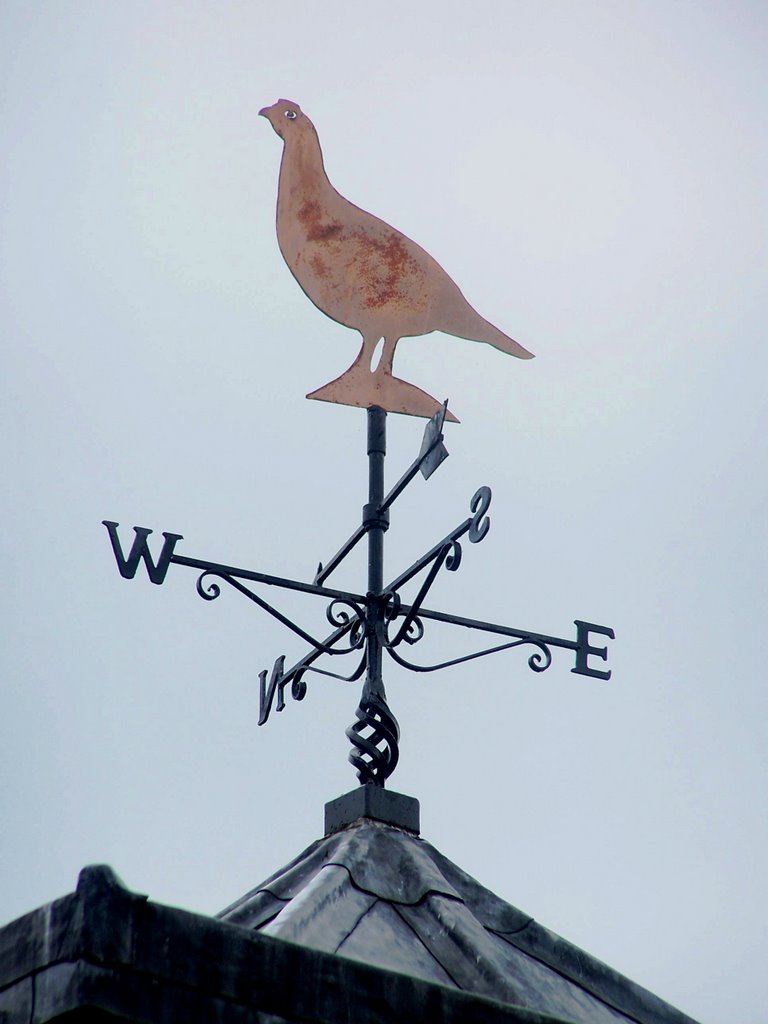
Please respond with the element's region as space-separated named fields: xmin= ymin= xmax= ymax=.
xmin=102 ymin=521 xmax=183 ymax=585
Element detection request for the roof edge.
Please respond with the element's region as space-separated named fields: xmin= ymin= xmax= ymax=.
xmin=0 ymin=864 xmax=573 ymax=1024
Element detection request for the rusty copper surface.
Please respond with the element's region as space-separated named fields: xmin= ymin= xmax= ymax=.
xmin=259 ymin=99 xmax=534 ymax=422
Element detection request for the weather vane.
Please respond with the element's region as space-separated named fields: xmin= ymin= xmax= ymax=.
xmin=103 ymin=99 xmax=614 ymax=787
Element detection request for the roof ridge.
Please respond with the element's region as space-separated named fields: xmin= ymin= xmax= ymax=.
xmin=492 ymin=923 xmax=699 ymax=1024
xmin=333 ymin=895 xmax=381 ymax=955
xmin=390 ymin=899 xmax=464 ymax=991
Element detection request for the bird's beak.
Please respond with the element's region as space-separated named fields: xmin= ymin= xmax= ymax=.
xmin=258 ymin=106 xmax=270 ymax=118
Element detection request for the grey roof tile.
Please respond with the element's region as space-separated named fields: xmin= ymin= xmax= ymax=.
xmin=397 ymin=894 xmax=629 ymax=1023
xmin=261 ymin=865 xmax=376 ymax=950
xmin=337 ymin=899 xmax=456 ymax=987
xmin=219 ymin=818 xmax=699 ymax=1024
xmin=221 ymin=888 xmax=287 ymax=929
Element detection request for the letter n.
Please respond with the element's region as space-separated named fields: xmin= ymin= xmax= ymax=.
xmin=102 ymin=521 xmax=183 ymax=585
xmin=258 ymin=656 xmax=287 ymax=726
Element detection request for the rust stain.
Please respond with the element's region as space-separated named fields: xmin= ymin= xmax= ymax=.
xmin=312 ymin=222 xmax=342 ymax=241
xmin=309 ymin=253 xmax=328 ymax=279
xmin=297 ymin=199 xmax=320 ymax=223
xmin=298 ymin=199 xmax=343 ymax=243
xmin=356 ymin=230 xmax=423 ymax=310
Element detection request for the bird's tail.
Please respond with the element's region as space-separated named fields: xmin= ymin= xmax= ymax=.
xmin=440 ymin=291 xmax=534 ymax=359
xmin=475 ymin=318 xmax=535 ymax=359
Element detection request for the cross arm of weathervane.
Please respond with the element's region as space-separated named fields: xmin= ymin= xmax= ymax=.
xmin=102 ymin=401 xmax=614 ymax=750
xmin=101 ymin=518 xmax=368 ymax=651
xmin=313 ymin=401 xmax=450 ymax=586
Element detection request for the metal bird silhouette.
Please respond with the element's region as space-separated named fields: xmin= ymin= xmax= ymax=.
xmin=259 ymin=99 xmax=534 ymax=422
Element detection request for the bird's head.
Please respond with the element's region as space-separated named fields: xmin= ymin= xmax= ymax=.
xmin=259 ymin=99 xmax=312 ymax=141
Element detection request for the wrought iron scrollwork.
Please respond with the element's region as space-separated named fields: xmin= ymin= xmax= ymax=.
xmin=325 ymin=598 xmax=366 ymax=649
xmin=195 ymin=570 xmax=364 ymax=657
xmin=384 ymin=486 xmax=492 ymax=598
xmin=196 ymin=571 xmax=222 ymax=601
xmin=387 ymin=609 xmax=425 ymax=647
xmin=258 ymin=649 xmax=369 ymax=726
xmin=103 ymin=401 xmax=614 ymax=791
xmin=386 ymin=634 xmax=553 ymax=675
xmin=445 ymin=538 xmax=462 ymax=571
xmin=527 ymin=644 xmax=553 ymax=673
xmin=296 ymin=653 xmax=367 ymax=684
xmin=238 ymin=461 xmax=560 ymax=767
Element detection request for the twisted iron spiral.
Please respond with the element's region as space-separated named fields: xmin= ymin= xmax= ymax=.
xmin=346 ymin=692 xmax=400 ymax=786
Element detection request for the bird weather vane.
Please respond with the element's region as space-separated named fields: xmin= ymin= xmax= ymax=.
xmin=103 ymin=99 xmax=614 ymax=786
xmin=259 ymin=98 xmax=534 ymax=422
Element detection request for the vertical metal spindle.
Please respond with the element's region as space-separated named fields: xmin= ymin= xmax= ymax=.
xmin=346 ymin=406 xmax=400 ymax=786
xmin=366 ymin=407 xmax=386 ymax=594
xmin=365 ymin=406 xmax=387 ymax=695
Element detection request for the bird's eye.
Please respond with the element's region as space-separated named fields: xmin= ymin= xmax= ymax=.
xmin=284 ymin=110 xmax=297 ymax=119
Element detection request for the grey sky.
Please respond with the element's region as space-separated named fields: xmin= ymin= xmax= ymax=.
xmin=1 ymin=3 xmax=766 ymax=1022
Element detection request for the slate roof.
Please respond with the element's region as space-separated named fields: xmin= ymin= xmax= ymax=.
xmin=0 ymin=864 xmax=571 ymax=1024
xmin=218 ymin=818 xmax=698 ymax=1024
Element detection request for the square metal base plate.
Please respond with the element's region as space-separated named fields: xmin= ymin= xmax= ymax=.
xmin=324 ymin=785 xmax=420 ymax=835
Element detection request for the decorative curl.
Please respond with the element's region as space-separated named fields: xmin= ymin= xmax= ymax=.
xmin=383 ymin=591 xmax=402 ymax=621
xmin=527 ymin=644 xmax=552 ymax=672
xmin=326 ymin=599 xmax=354 ymax=627
xmin=445 ymin=539 xmax=463 ymax=571
xmin=326 ymin=598 xmax=366 ymax=649
xmin=383 ymin=613 xmax=425 ymax=648
xmin=291 ymin=666 xmax=308 ymax=701
xmin=385 ymin=636 xmax=554 ymax=675
xmin=402 ymin=615 xmax=425 ymax=645
xmin=196 ymin=571 xmax=222 ymax=601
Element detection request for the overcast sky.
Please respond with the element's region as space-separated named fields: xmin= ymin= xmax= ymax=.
xmin=2 ymin=3 xmax=767 ymax=1022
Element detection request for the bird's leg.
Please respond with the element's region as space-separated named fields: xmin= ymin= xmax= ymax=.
xmin=348 ymin=334 xmax=382 ymax=375
xmin=378 ymin=336 xmax=399 ymax=376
